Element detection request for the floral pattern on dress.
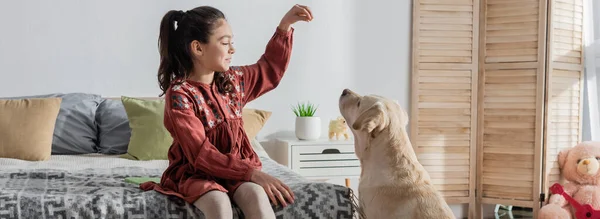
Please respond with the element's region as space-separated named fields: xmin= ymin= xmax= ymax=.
xmin=192 ymin=95 xmax=204 ymax=110
xmin=167 ymin=69 xmax=250 ymax=130
xmin=239 ymin=81 xmax=246 ymax=99
xmin=222 ymin=71 xmax=245 ymax=119
xmin=231 ymin=66 xmax=244 ymax=76
xmin=171 ymin=94 xmax=189 ymax=110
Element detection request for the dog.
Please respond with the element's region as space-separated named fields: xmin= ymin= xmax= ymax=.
xmin=338 ymin=89 xmax=455 ymax=219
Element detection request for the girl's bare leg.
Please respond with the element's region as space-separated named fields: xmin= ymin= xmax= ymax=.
xmin=193 ymin=190 xmax=233 ymax=219
xmin=233 ymin=182 xmax=276 ymax=219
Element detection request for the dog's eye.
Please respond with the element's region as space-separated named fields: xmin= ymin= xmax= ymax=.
xmin=578 ymin=159 xmax=582 ymax=163
xmin=357 ymin=100 xmax=361 ymax=107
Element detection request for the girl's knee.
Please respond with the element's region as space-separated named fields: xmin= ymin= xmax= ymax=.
xmin=193 ymin=190 xmax=233 ymax=219
xmin=234 ymin=183 xmax=275 ymax=219
xmin=234 ymin=182 xmax=269 ymax=201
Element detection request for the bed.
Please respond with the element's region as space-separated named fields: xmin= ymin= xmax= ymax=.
xmin=0 ymin=93 xmax=358 ymax=219
xmin=0 ymin=152 xmax=357 ymax=219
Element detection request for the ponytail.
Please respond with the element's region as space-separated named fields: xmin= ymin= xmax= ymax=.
xmin=157 ymin=10 xmax=186 ymax=97
xmin=156 ymin=6 xmax=231 ymax=97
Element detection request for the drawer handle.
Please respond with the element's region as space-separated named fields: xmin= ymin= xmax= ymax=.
xmin=322 ymin=149 xmax=341 ymax=154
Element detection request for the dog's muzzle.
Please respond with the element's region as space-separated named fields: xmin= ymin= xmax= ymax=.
xmin=342 ymin=89 xmax=350 ymax=96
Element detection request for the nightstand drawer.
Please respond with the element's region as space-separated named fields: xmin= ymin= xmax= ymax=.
xmin=291 ymin=144 xmax=360 ymax=177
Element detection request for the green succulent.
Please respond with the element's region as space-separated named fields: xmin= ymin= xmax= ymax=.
xmin=291 ymin=102 xmax=318 ymax=117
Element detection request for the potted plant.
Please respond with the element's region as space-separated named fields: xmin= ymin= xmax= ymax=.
xmin=292 ymin=101 xmax=321 ymax=140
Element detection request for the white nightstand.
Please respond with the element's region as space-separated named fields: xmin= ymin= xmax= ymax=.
xmin=264 ymin=137 xmax=361 ymax=187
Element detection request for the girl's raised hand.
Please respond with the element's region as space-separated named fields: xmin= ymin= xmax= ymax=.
xmin=278 ymin=4 xmax=313 ymax=31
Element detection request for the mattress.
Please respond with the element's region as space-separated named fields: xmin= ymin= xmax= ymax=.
xmin=0 ymin=154 xmax=356 ymax=219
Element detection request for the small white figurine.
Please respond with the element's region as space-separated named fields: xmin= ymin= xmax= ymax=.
xmin=328 ymin=116 xmax=349 ymax=140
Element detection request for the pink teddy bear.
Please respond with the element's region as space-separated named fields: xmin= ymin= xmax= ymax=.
xmin=538 ymin=141 xmax=600 ymax=219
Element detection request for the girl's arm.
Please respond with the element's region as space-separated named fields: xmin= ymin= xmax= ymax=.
xmin=234 ymin=27 xmax=294 ymax=105
xmin=232 ymin=4 xmax=312 ymax=105
xmin=164 ymin=90 xmax=255 ymax=181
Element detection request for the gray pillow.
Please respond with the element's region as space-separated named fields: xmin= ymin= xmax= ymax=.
xmin=1 ymin=93 xmax=102 ymax=154
xmin=95 ymin=99 xmax=131 ymax=154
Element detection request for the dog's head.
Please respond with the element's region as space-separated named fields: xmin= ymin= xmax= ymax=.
xmin=338 ymin=88 xmax=408 ymax=139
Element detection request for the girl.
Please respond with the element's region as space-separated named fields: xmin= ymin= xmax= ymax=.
xmin=140 ymin=4 xmax=313 ymax=219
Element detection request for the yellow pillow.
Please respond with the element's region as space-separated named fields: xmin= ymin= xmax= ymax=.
xmin=0 ymin=98 xmax=62 ymax=161
xmin=242 ymin=108 xmax=272 ymax=139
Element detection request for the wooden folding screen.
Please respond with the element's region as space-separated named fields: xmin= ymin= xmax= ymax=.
xmin=410 ymin=0 xmax=584 ymax=218
xmin=410 ymin=0 xmax=479 ymax=216
xmin=542 ymin=0 xmax=584 ymax=201
xmin=478 ymin=0 xmax=547 ymax=215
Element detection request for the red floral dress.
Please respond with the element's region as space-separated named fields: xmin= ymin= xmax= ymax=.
xmin=140 ymin=27 xmax=294 ymax=204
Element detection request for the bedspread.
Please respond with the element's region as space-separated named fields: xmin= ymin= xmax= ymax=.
xmin=0 ymin=155 xmax=356 ymax=219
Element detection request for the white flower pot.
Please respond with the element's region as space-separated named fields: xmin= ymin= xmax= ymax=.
xmin=295 ymin=117 xmax=321 ymax=140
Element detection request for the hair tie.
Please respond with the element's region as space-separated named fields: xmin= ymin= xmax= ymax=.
xmin=173 ymin=10 xmax=185 ymax=31
xmin=173 ymin=10 xmax=185 ymax=22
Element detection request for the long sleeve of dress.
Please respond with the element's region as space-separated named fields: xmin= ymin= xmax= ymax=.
xmin=164 ymin=90 xmax=255 ymax=181
xmin=236 ymin=27 xmax=294 ymax=105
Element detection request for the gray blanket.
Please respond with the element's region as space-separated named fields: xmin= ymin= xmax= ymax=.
xmin=0 ymin=157 xmax=357 ymax=219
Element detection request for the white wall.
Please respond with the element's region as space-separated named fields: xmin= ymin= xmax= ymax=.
xmin=0 ymin=0 xmax=411 ymax=141
xmin=0 ymin=0 xmax=486 ymax=218
xmin=249 ymin=0 xmax=413 ymax=141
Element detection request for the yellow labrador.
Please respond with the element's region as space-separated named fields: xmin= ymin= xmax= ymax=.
xmin=339 ymin=89 xmax=454 ymax=219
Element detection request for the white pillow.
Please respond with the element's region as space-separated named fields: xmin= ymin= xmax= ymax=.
xmin=250 ymin=138 xmax=271 ymax=159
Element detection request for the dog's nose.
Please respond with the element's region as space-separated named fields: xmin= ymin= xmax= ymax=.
xmin=342 ymin=89 xmax=350 ymax=96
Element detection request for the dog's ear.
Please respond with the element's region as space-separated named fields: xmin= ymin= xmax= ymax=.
xmin=352 ymin=102 xmax=388 ymax=136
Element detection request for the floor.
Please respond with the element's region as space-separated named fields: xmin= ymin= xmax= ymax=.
xmin=331 ymin=178 xmax=536 ymax=218
xmin=494 ymin=206 xmax=533 ymax=219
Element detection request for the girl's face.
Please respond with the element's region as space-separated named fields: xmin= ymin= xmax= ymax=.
xmin=192 ymin=19 xmax=235 ymax=73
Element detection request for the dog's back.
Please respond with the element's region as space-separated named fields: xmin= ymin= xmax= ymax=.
xmin=360 ymin=184 xmax=454 ymax=218
xmin=358 ymin=134 xmax=455 ymax=219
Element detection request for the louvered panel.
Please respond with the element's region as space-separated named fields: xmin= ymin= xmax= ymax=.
xmin=478 ymin=0 xmax=545 ymax=207
xmin=485 ymin=0 xmax=539 ymax=63
xmin=543 ymin=0 xmax=583 ymax=192
xmin=411 ymin=0 xmax=479 ymax=204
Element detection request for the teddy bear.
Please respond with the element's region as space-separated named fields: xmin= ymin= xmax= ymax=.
xmin=328 ymin=116 xmax=349 ymax=140
xmin=538 ymin=141 xmax=600 ymax=219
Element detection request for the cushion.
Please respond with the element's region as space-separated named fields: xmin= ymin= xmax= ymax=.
xmin=115 ymin=97 xmax=272 ymax=160
xmin=124 ymin=177 xmax=161 ymax=185
xmin=95 ymin=99 xmax=131 ymax=154
xmin=250 ymin=138 xmax=271 ymax=159
xmin=0 ymin=98 xmax=62 ymax=161
xmin=242 ymin=108 xmax=272 ymax=139
xmin=120 ymin=96 xmax=172 ymax=160
xmin=1 ymin=93 xmax=103 ymax=154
